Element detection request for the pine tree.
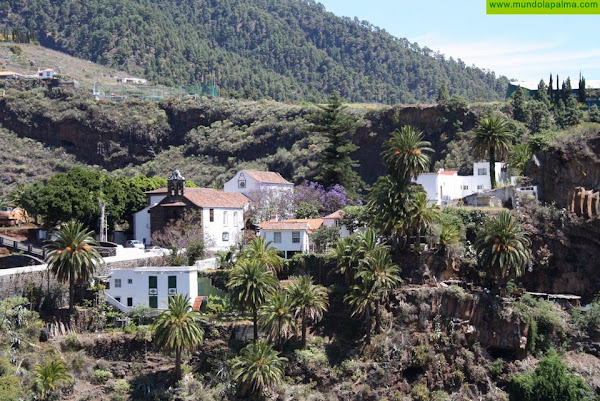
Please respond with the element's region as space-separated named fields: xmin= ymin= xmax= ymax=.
xmin=512 ymin=87 xmax=529 ymax=122
xmin=588 ymin=105 xmax=600 ymax=123
xmin=536 ymin=80 xmax=550 ymax=106
xmin=436 ymin=84 xmax=449 ymax=104
xmin=308 ymin=92 xmax=364 ymax=198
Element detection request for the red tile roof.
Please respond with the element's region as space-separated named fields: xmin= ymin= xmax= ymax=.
xmin=245 ymin=170 xmax=292 ymax=185
xmin=184 ymin=188 xmax=250 ymax=208
xmin=439 ymin=170 xmax=458 ymax=176
xmin=323 ymin=210 xmax=344 ymax=219
xmin=260 ymin=218 xmax=323 ymax=233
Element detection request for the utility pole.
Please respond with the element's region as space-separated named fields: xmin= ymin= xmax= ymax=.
xmin=98 ymin=201 xmax=106 ymax=242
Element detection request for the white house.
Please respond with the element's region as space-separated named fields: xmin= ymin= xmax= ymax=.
xmin=259 ymin=218 xmax=323 ymax=258
xmin=322 ymin=210 xmax=351 ymax=238
xmin=104 ymin=266 xmax=198 ymax=312
xmin=117 ymin=77 xmax=148 ymax=85
xmin=224 ymin=170 xmax=294 ymax=200
xmin=133 ymin=170 xmax=251 ymax=251
xmin=415 ymin=162 xmax=508 ymax=205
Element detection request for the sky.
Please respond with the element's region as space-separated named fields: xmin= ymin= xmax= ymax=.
xmin=317 ymin=0 xmax=600 ymax=83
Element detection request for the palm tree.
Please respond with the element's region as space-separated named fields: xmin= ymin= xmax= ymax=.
xmin=153 ymin=294 xmax=204 ymax=382
xmin=241 ymin=236 xmax=284 ymax=273
xmin=232 ymin=340 xmax=287 ymax=398
xmin=357 ymin=246 xmax=401 ymax=334
xmin=507 ymin=143 xmax=533 ymax=176
xmin=474 ymin=211 xmax=530 ymax=287
xmin=344 ymin=279 xmax=377 ymax=345
xmin=44 ymin=221 xmax=102 ymax=311
xmin=382 ymin=126 xmax=433 ymax=184
xmin=287 ymin=275 xmax=329 ymax=348
xmin=471 ymin=117 xmax=514 ymax=189
xmin=227 ymin=259 xmax=278 ymax=341
xmin=333 ymin=235 xmax=361 ymax=284
xmin=258 ymin=291 xmax=296 ymax=349
xmin=34 ymin=360 xmax=73 ymax=400
xmin=406 ymin=191 xmax=440 ymax=247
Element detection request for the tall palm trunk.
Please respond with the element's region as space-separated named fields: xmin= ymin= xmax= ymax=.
xmin=253 ymin=307 xmax=258 ymax=341
xmin=69 ymin=270 xmax=75 ymax=311
xmin=365 ymin=307 xmax=372 ymax=345
xmin=301 ymin=307 xmax=307 ymax=348
xmin=175 ymin=345 xmax=182 ymax=382
xmin=489 ymin=146 xmax=497 ymax=189
xmin=374 ymin=299 xmax=381 ymax=334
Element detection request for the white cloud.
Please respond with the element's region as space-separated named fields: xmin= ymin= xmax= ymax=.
xmin=408 ymin=32 xmax=600 ymax=81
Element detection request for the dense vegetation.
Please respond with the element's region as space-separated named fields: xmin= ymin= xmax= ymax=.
xmin=1 ymin=0 xmax=508 ymax=103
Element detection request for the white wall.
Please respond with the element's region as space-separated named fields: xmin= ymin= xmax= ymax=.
xmin=105 ymin=267 xmax=198 ymax=311
xmin=224 ymin=171 xmax=293 ymax=199
xmin=322 ymin=218 xmax=350 ymax=238
xmin=202 ymin=207 xmax=244 ymax=251
xmin=260 ymin=229 xmax=309 ymax=258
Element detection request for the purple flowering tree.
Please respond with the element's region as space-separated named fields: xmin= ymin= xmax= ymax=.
xmin=293 ymin=182 xmax=348 ymax=215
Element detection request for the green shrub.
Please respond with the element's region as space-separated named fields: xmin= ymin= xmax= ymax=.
xmin=92 ymin=369 xmax=114 ymax=384
xmin=411 ymin=343 xmax=432 ymax=368
xmin=0 ymin=376 xmax=21 ymax=401
xmin=411 ymin=383 xmax=429 ymax=401
xmin=431 ymin=390 xmax=450 ymax=401
xmin=445 ymin=285 xmax=473 ymax=301
xmin=488 ymin=358 xmax=505 ymax=377
xmin=513 ymin=295 xmax=568 ymax=354
xmin=61 ymin=333 xmax=82 ymax=351
xmin=294 ymin=346 xmax=329 ymax=370
xmin=508 ymin=350 xmax=594 ymax=401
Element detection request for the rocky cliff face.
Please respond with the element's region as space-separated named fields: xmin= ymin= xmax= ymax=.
xmin=527 ymin=128 xmax=600 ymax=208
xmin=523 ymin=130 xmax=600 ymax=301
xmin=0 ymin=82 xmax=478 ymax=182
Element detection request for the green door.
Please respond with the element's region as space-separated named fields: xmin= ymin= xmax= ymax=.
xmin=149 ymin=276 xmax=158 ymax=308
xmin=149 ymin=296 xmax=158 ymax=308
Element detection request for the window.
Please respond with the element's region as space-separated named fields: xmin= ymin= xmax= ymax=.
xmin=274 ymin=232 xmax=282 ymax=243
xmin=209 ymin=209 xmax=214 ymax=222
xmin=238 ymin=173 xmax=246 ymax=188
xmin=223 ymin=211 xmax=228 ymax=227
xmin=149 ymin=276 xmax=157 ymax=288
xmin=127 ymin=279 xmax=133 ymax=285
xmin=292 ymin=232 xmax=300 ymax=243
xmin=114 ymin=279 xmax=122 ymax=288
xmin=222 ymin=232 xmax=229 ymax=242
xmin=115 ymin=297 xmax=121 ymax=303
xmin=149 ymin=296 xmax=158 ymax=309
xmin=477 ymin=185 xmax=484 ymax=190
xmin=477 ymin=168 xmax=487 ymax=176
xmin=127 ymin=298 xmax=133 ymax=307
xmin=233 ymin=212 xmax=238 ymax=227
xmin=168 ymin=276 xmax=177 ymax=295
xmin=462 ymin=185 xmax=469 ymax=190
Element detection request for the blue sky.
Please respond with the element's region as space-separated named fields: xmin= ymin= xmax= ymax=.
xmin=317 ymin=0 xmax=600 ymax=83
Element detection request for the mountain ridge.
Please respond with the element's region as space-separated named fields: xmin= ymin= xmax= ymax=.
xmin=2 ymin=0 xmax=508 ymax=103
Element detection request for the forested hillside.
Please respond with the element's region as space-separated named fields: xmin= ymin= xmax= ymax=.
xmin=1 ymin=0 xmax=508 ymax=103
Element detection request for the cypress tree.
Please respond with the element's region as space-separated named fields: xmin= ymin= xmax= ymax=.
xmin=548 ymin=74 xmax=554 ymax=104
xmin=561 ymin=77 xmax=572 ymax=103
xmin=578 ymin=76 xmax=587 ymax=104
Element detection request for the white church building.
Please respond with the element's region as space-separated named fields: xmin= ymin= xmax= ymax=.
xmin=415 ymin=162 xmax=508 ymax=205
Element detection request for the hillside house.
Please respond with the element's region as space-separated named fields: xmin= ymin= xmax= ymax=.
xmin=259 ymin=218 xmax=323 ymax=258
xmin=224 ymin=170 xmax=294 ymax=200
xmin=322 ymin=210 xmax=351 ymax=237
xmin=415 ymin=162 xmax=508 ymax=205
xmin=117 ymin=77 xmax=148 ymax=85
xmin=0 ymin=70 xmax=24 ymax=79
xmin=133 ymin=170 xmax=250 ymax=251
xmin=104 ymin=266 xmax=198 ymax=312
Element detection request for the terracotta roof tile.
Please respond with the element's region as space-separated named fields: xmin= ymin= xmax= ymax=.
xmin=323 ymin=210 xmax=344 ymax=219
xmin=439 ymin=170 xmax=458 ymax=176
xmin=260 ymin=221 xmax=309 ymax=230
xmin=244 ymin=170 xmax=292 ymax=185
xmin=184 ymin=188 xmax=250 ymax=208
xmin=144 ymin=188 xmax=168 ymax=194
xmin=286 ymin=218 xmax=323 ymax=231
